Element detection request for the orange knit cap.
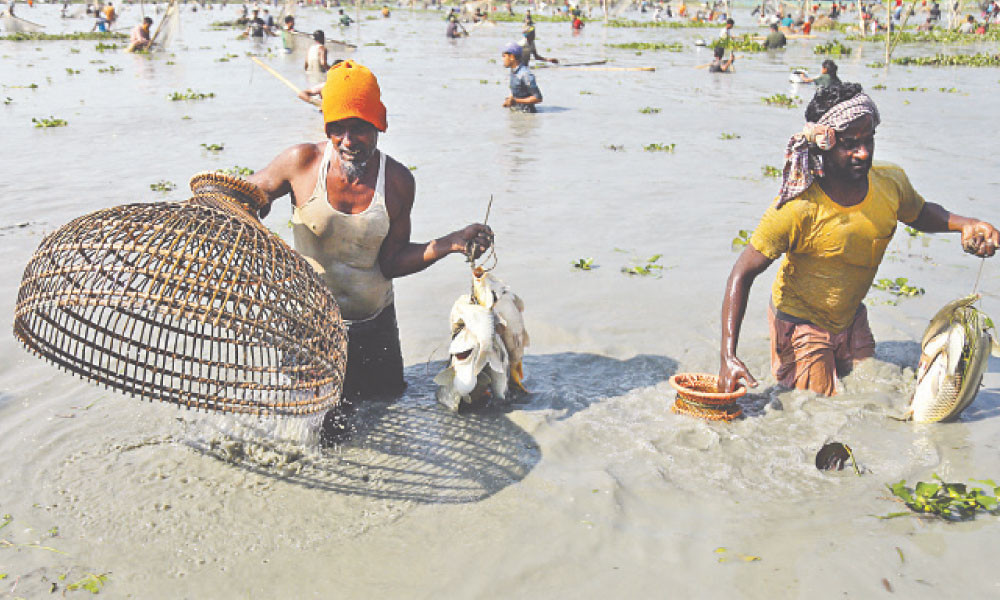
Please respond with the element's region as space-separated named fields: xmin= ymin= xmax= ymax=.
xmin=321 ymin=60 xmax=387 ymax=132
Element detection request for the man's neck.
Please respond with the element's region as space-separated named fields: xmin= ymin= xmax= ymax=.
xmin=818 ymin=173 xmax=869 ymax=208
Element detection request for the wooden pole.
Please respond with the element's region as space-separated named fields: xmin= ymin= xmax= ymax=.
xmin=250 ymin=57 xmax=321 ymax=106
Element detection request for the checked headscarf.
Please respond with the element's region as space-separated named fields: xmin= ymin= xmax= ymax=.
xmin=777 ymin=93 xmax=880 ymax=209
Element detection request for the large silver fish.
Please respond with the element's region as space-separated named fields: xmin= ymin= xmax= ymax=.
xmin=908 ymin=294 xmax=1000 ymax=423
xmin=434 ymin=271 xmax=529 ymax=411
xmin=434 ymin=294 xmax=510 ymax=412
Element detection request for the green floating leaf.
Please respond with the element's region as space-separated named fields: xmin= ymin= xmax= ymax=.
xmin=67 ymin=572 xmax=108 ymax=594
xmin=876 ymin=511 xmax=913 ymax=520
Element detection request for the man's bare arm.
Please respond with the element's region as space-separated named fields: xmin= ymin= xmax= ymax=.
xmin=719 ymin=246 xmax=774 ymax=392
xmin=907 ymin=202 xmax=998 ymax=257
xmin=247 ymin=143 xmax=319 ymax=217
xmin=377 ymin=161 xmax=492 ymax=279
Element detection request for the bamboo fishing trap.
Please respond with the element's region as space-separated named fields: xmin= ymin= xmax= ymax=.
xmin=13 ymin=173 xmax=347 ymax=416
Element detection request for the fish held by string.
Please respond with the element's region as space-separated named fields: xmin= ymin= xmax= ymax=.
xmin=906 ymin=293 xmax=1000 ymax=423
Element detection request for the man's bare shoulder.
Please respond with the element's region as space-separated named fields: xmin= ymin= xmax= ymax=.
xmin=280 ymin=141 xmax=326 ymax=168
xmin=383 ymin=152 xmax=416 ymax=202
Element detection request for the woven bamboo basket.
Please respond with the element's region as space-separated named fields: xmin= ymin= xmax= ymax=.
xmin=13 ymin=172 xmax=347 ymax=416
xmin=669 ymin=373 xmax=746 ymax=422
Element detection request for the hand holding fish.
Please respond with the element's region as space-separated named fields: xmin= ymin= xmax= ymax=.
xmin=960 ymin=220 xmax=999 ymax=258
xmin=718 ymin=354 xmax=758 ymax=393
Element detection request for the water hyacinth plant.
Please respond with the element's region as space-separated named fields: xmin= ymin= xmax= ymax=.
xmin=609 ymin=41 xmax=683 ymax=51
xmin=32 ymin=116 xmax=68 ymax=128
xmin=871 ymin=277 xmax=925 ymax=297
xmin=731 ymin=229 xmax=752 ymax=249
xmin=621 ymin=254 xmax=664 ymax=276
xmin=881 ymin=475 xmax=1000 ymax=521
xmin=762 ymin=93 xmax=801 ymax=108
xmin=169 ymin=89 xmax=215 ymax=101
xmin=149 ymin=180 xmax=177 ymax=192
xmin=813 ymin=39 xmax=852 ymax=55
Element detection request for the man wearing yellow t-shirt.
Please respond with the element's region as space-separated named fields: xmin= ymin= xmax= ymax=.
xmin=719 ymin=84 xmax=998 ymax=396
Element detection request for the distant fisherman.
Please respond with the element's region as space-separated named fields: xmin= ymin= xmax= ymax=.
xmin=281 ymin=15 xmax=295 ymax=53
xmin=521 ymin=15 xmax=558 ymax=64
xmin=764 ymin=22 xmax=786 ymax=48
xmin=708 ymin=45 xmax=735 ymax=72
xmin=304 ymin=30 xmax=329 ymax=75
xmin=248 ymin=61 xmax=493 ymax=430
xmin=501 ymin=41 xmax=542 ymax=112
xmin=126 ymin=17 xmax=154 ymax=52
xmin=801 ymin=59 xmax=840 ymax=88
xmin=719 ymin=83 xmax=997 ymax=396
xmin=719 ymin=17 xmax=734 ymax=39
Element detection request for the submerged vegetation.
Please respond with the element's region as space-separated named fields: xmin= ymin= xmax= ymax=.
xmin=719 ymin=132 xmax=741 ymax=140
xmin=643 ymin=143 xmax=676 ymax=152
xmin=572 ymin=258 xmax=595 ymax=271
xmin=638 ymin=106 xmax=661 ymax=114
xmin=882 ymin=476 xmax=1000 ymax=521
xmin=201 ymin=143 xmax=225 ymax=152
xmin=761 ymin=165 xmax=781 ymax=178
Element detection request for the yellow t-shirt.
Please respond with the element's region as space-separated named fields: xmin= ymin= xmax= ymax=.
xmin=750 ymin=162 xmax=926 ymax=333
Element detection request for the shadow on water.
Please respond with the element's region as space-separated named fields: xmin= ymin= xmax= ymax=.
xmin=191 ymin=351 xmax=677 ymax=504
xmin=875 ymin=339 xmax=922 ymax=368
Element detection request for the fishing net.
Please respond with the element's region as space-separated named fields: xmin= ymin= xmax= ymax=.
xmin=1 ymin=13 xmax=44 ymax=33
xmin=277 ymin=0 xmax=296 ymax=23
xmin=669 ymin=373 xmax=744 ymax=422
xmin=13 ymin=172 xmax=348 ymax=416
xmin=151 ymin=0 xmax=180 ymax=49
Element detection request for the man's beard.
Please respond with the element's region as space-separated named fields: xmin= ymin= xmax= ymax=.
xmin=338 ymin=143 xmax=374 ymax=182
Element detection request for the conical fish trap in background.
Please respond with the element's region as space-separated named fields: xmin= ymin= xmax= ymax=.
xmin=13 ymin=173 xmax=347 ymax=416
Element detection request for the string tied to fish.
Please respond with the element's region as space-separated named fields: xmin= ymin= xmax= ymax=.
xmin=465 ymin=194 xmax=498 ymax=302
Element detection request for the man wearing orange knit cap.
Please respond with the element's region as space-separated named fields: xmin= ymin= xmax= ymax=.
xmin=250 ymin=61 xmax=493 ymax=436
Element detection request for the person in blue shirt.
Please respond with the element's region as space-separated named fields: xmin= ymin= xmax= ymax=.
xmin=500 ymin=42 xmax=543 ymax=113
xmin=780 ymin=13 xmax=794 ymax=28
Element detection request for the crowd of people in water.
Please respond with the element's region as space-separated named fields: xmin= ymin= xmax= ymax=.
xmin=3 ymin=0 xmax=998 ymax=418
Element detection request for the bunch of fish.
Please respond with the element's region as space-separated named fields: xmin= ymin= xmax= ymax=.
xmin=434 ymin=270 xmax=529 ymax=411
xmin=908 ymin=294 xmax=1000 ymax=423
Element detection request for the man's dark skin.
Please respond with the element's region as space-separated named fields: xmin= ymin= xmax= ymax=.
xmin=719 ymin=114 xmax=999 ymax=393
xmin=249 ymin=118 xmax=492 ymax=278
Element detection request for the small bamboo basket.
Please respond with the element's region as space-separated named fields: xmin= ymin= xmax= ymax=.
xmin=669 ymin=373 xmax=745 ymax=422
xmin=13 ymin=172 xmax=347 ymax=416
